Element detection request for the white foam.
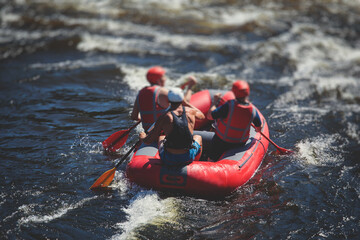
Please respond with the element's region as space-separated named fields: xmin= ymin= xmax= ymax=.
xmin=314 ymin=76 xmax=358 ymax=94
xmin=343 ymin=0 xmax=360 ymax=8
xmin=274 ymin=23 xmax=360 ymax=79
xmin=0 ymin=192 xmax=5 ymax=206
xmin=167 ymin=35 xmax=238 ymax=54
xmin=109 ymin=171 xmax=131 ymax=193
xmin=32 ymin=0 xmax=122 ymax=17
xmin=77 ymin=29 xmax=238 ymax=56
xmin=53 ymin=10 xmax=238 ymax=55
xmin=220 ymin=6 xmax=273 ymax=26
xmin=110 ymin=191 xmax=177 ymax=240
xmin=18 ymin=196 xmax=97 ymax=225
xmin=273 ymin=75 xmax=359 ymax=110
xmin=117 ymin=66 xmax=151 ymax=92
xmin=30 ymin=57 xmax=118 ymax=71
xmin=78 ymin=33 xmax=174 ymax=56
xmin=118 ymin=64 xmax=196 ymax=103
xmin=270 ymin=105 xmax=328 ymax=127
xmin=122 ymin=0 xmax=187 ymax=10
xmin=346 ymin=122 xmax=360 ymax=144
xmin=0 ymin=9 xmax=21 ymax=25
xmin=296 ymin=134 xmax=345 ymax=166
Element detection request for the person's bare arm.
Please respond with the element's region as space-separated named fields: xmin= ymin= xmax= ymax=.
xmin=182 ymin=98 xmax=205 ymax=120
xmin=206 ymin=93 xmax=221 ymax=120
xmin=140 ymin=115 xmax=168 ymax=144
xmin=186 ymin=106 xmax=205 ymax=120
xmin=182 ymin=76 xmax=197 ymax=102
xmin=194 ymin=108 xmax=205 ymax=120
xmin=157 ymin=87 xmax=170 ymax=109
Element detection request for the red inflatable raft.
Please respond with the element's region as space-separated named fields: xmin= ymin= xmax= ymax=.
xmin=125 ymin=90 xmax=269 ymax=198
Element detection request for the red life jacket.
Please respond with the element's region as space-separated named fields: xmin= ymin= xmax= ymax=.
xmin=215 ymin=99 xmax=256 ymax=143
xmin=137 ymin=86 xmax=167 ymax=131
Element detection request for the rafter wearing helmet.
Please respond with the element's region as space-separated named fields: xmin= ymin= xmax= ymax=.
xmin=130 ymin=66 xmax=198 ymax=132
xmin=206 ymin=80 xmax=262 ymax=161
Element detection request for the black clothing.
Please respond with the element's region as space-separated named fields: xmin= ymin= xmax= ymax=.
xmin=164 ymin=106 xmax=193 ymax=149
xmin=208 ymin=134 xmax=245 ymax=161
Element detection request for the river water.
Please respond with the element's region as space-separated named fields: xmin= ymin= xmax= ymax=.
xmin=1 ymin=0 xmax=359 ymax=239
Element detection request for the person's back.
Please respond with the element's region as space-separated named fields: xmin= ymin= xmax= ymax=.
xmin=160 ymin=103 xmax=201 ymax=153
xmin=131 ymin=66 xmax=169 ymax=131
xmin=140 ymin=88 xmax=205 ymax=166
xmin=163 ymin=106 xmax=193 ymax=150
xmin=136 ymin=85 xmax=168 ymax=131
xmin=214 ymin=99 xmax=256 ymax=144
xmin=131 ymin=66 xmax=198 ymax=132
xmin=207 ymin=80 xmax=262 ymax=161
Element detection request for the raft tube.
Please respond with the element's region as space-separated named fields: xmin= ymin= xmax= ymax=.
xmin=189 ymin=89 xmax=231 ymax=129
xmin=125 ymin=90 xmax=269 ymax=198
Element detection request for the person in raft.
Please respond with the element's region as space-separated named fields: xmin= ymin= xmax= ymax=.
xmin=139 ymin=88 xmax=205 ymax=166
xmin=131 ymin=66 xmax=197 ymax=132
xmin=206 ymin=80 xmax=262 ymax=161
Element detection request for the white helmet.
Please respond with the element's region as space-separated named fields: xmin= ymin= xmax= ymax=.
xmin=168 ymin=88 xmax=184 ymax=103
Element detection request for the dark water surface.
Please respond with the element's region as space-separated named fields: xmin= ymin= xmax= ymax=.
xmin=1 ymin=0 xmax=359 ymax=239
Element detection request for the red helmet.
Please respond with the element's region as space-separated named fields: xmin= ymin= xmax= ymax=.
xmin=232 ymin=80 xmax=250 ymax=98
xmin=146 ymin=66 xmax=166 ymax=84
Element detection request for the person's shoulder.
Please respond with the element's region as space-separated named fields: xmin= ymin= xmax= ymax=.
xmin=139 ymin=86 xmax=151 ymax=94
xmin=184 ymin=106 xmax=195 ymax=113
xmin=158 ymin=87 xmax=169 ymax=96
xmin=158 ymin=86 xmax=168 ymax=91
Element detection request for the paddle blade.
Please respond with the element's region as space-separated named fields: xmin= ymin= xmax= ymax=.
xmin=252 ymin=124 xmax=294 ymax=155
xmin=90 ymin=167 xmax=116 ymax=190
xmin=102 ymin=130 xmax=129 ymax=152
xmin=273 ymin=146 xmax=294 ymax=155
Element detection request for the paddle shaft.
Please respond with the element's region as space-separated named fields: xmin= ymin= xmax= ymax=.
xmin=251 ymin=123 xmax=292 ymax=154
xmin=251 ymin=123 xmax=275 ymax=145
xmin=260 ymin=130 xmax=279 ymax=149
xmin=115 ymin=140 xmax=141 ymax=169
xmin=107 ymin=121 xmax=140 ymax=150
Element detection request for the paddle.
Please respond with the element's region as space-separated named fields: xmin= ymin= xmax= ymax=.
xmin=251 ymin=124 xmax=294 ymax=155
xmin=102 ymin=121 xmax=140 ymax=152
xmin=90 ymin=140 xmax=141 ymax=189
xmin=92 ymin=109 xmax=167 ymax=189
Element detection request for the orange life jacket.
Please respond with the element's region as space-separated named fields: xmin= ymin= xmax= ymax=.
xmin=137 ymin=86 xmax=167 ymax=131
xmin=215 ymin=99 xmax=256 ymax=143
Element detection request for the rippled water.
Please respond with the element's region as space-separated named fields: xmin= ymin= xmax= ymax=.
xmin=0 ymin=0 xmax=359 ymax=239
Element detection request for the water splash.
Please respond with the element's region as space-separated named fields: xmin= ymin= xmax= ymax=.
xmin=18 ymin=196 xmax=97 ymax=225
xmin=109 ymin=171 xmax=131 ymax=193
xmin=111 ymin=191 xmax=177 ymax=240
xmin=296 ymin=134 xmax=346 ymax=166
xmin=70 ymin=133 xmax=103 ymax=160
